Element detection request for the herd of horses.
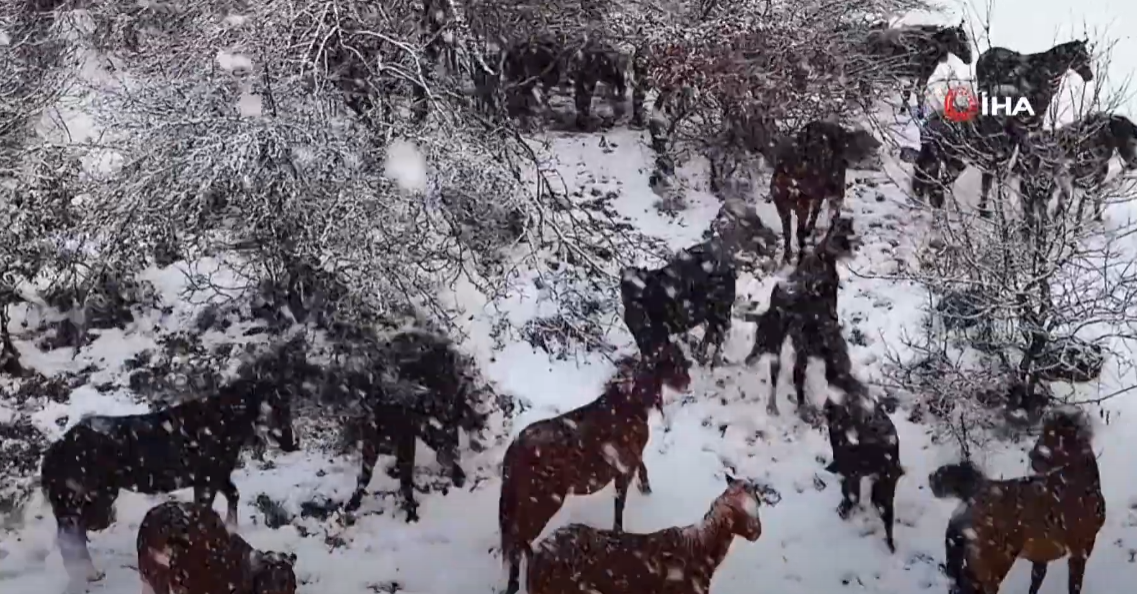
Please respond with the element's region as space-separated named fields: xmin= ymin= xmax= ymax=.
xmin=26 ymin=17 xmax=1127 ymax=594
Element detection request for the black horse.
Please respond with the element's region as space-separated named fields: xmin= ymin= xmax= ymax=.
xmin=332 ymin=330 xmax=490 ymax=522
xmin=911 ymin=110 xmax=1029 ymax=214
xmin=1015 ymin=112 xmax=1137 ymax=220
xmin=976 ymin=40 xmax=1094 ymax=130
xmin=745 ymin=217 xmax=857 ymax=417
xmin=571 ymin=37 xmax=631 ymax=129
xmin=491 ymin=34 xmax=629 ymax=129
xmin=40 ymin=359 xmax=304 ymax=586
xmin=821 ymin=332 xmax=903 ymax=554
xmin=620 ymin=202 xmax=776 ymax=367
xmin=854 ymin=21 xmax=972 ymax=116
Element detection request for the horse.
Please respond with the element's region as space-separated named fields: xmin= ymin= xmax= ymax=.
xmin=570 ymin=37 xmax=632 ymax=130
xmin=524 ymin=475 xmax=781 ymax=594
xmin=137 ymin=501 xmax=298 ymax=594
xmin=929 ymin=407 xmax=1105 ymax=594
xmin=1014 ymin=112 xmax=1137 ymax=221
xmin=744 ymin=217 xmax=857 ymax=417
xmin=500 ymin=34 xmax=569 ymax=118
xmin=976 ymin=40 xmax=1094 ymax=130
xmin=858 ymin=21 xmax=973 ymax=116
xmin=331 ymin=330 xmax=490 ymax=522
xmin=822 ymin=361 xmax=904 ymax=553
xmin=620 ymin=201 xmax=775 ymax=367
xmin=498 ymin=347 xmax=691 ymax=594
xmin=497 ymin=34 xmax=629 ymax=129
xmin=41 ymin=362 xmax=303 ymax=586
xmin=910 ymin=110 xmax=1028 ymax=215
xmin=769 ymin=120 xmax=880 ymax=262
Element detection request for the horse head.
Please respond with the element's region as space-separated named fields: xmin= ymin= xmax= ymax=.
xmin=1068 ymin=39 xmax=1094 ymax=82
xmin=938 ymin=22 xmax=973 ymax=64
xmin=840 ymin=127 xmax=883 ymax=170
xmin=1107 ymin=114 xmax=1137 ymax=169
xmin=1029 ymin=407 xmax=1096 ymax=473
xmin=250 ymin=551 xmax=298 ymax=594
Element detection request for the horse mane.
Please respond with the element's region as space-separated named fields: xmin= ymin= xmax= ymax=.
xmin=679 ymin=489 xmax=741 ymax=552
xmin=1042 ymin=406 xmax=1095 ymax=443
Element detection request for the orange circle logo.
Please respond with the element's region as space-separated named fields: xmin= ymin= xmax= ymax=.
xmin=943 ymin=87 xmax=979 ymax=123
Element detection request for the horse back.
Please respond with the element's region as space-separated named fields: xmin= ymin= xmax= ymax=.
xmin=86 ymin=399 xmax=247 ymax=493
xmin=528 ymin=523 xmax=702 ymax=594
xmin=509 ymin=397 xmax=649 ymax=494
xmin=137 ymin=501 xmax=254 ymax=594
xmin=970 ymin=471 xmax=1104 ymax=565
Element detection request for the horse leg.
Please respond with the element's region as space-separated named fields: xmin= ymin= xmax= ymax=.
xmin=58 ymin=520 xmax=104 ymax=585
xmin=979 ymin=170 xmax=994 ymax=218
xmin=837 ymin=473 xmax=860 ymax=519
xmin=1066 ymin=541 xmax=1094 ymax=594
xmin=613 ymin=471 xmax=633 ymax=532
xmin=767 ymin=354 xmax=782 ymax=415
xmin=870 ymin=472 xmax=900 ymax=553
xmin=792 ymin=350 xmax=809 ymax=416
xmin=504 ymin=549 xmax=523 ymax=594
xmin=573 ymin=74 xmax=597 ymax=130
xmin=1028 ymin=562 xmax=1048 ymax=594
xmin=795 ymin=203 xmax=811 ymax=263
xmin=220 ymin=478 xmax=240 ymax=527
xmin=779 ymin=206 xmax=794 ymax=263
xmin=636 ymin=461 xmax=652 ymax=494
xmin=395 ymin=432 xmax=420 ymax=522
xmin=345 ymin=437 xmax=378 ymax=511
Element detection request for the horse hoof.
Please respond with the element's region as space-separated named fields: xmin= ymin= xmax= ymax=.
xmin=638 ymin=484 xmax=653 ymax=495
xmin=766 ymin=405 xmax=780 ymax=416
xmin=87 ymin=570 xmax=106 ymax=583
xmin=836 ymin=503 xmax=853 ymax=520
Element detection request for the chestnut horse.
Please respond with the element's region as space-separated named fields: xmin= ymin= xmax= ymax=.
xmin=929 ymin=408 xmax=1104 ymax=594
xmin=137 ymin=501 xmax=297 ymax=594
xmin=498 ymin=346 xmax=691 ymax=594
xmin=526 ymin=475 xmax=780 ymax=594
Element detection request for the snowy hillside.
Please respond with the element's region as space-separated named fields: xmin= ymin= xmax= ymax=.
xmin=4 ymin=5 xmax=1137 ymax=594
xmin=4 ymin=108 xmax=1137 ymax=594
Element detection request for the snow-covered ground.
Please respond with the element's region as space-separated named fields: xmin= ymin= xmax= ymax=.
xmin=4 ymin=9 xmax=1137 ymax=594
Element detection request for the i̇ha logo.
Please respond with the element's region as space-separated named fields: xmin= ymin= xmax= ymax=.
xmin=943 ymin=86 xmax=1036 ymax=123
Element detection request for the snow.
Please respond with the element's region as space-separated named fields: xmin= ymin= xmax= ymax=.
xmin=384 ymin=139 xmax=429 ymax=194
xmin=216 ymin=51 xmax=253 ymax=74
xmin=4 ymin=6 xmax=1137 ymax=594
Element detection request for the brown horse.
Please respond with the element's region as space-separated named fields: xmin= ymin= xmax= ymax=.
xmin=525 ymin=475 xmax=780 ymax=594
xmin=498 ymin=346 xmax=691 ymax=594
xmin=137 ymin=501 xmax=297 ymax=594
xmin=769 ymin=121 xmax=880 ymax=262
xmin=929 ymin=408 xmax=1105 ymax=594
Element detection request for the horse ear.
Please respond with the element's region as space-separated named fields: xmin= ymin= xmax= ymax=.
xmin=287 ymin=552 xmax=297 ymax=565
xmin=725 ymin=473 xmax=738 ymax=486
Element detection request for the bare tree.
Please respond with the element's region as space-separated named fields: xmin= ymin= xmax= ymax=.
xmin=0 ymin=3 xmax=79 ymax=374
xmin=627 ymin=0 xmax=930 ymax=193
xmin=880 ymin=40 xmax=1137 ymax=438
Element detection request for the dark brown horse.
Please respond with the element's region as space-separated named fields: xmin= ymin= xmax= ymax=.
xmin=745 ymin=217 xmax=857 ymax=416
xmin=41 ymin=365 xmax=302 ymax=586
xmin=929 ymin=408 xmax=1105 ymax=594
xmin=525 ymin=475 xmax=780 ymax=594
xmin=769 ymin=121 xmax=880 ymax=262
xmin=137 ymin=501 xmax=297 ymax=594
xmin=498 ymin=347 xmax=691 ymax=594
